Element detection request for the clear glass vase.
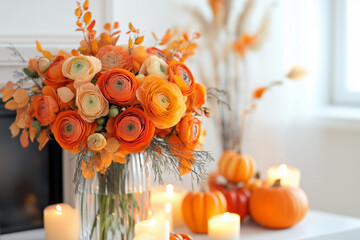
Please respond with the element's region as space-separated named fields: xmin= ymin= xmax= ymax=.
xmin=77 ymin=152 xmax=150 ymax=240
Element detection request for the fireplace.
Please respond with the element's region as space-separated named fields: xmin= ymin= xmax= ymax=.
xmin=0 ymin=103 xmax=63 ymax=234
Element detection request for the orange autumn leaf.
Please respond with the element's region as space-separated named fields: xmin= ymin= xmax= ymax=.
xmin=113 ymin=21 xmax=119 ymax=29
xmin=83 ymin=12 xmax=92 ymax=25
xmin=93 ymin=150 xmax=112 ymax=174
xmin=83 ymin=0 xmax=89 ymax=10
xmin=0 ymin=81 xmax=15 ymax=93
xmin=42 ymin=50 xmax=53 ymax=59
xmin=253 ymin=87 xmax=267 ymax=99
xmin=20 ymin=129 xmax=29 ymax=148
xmin=37 ymin=129 xmax=50 ymax=150
xmin=152 ymin=32 xmax=158 ymax=41
xmin=87 ymin=20 xmax=96 ymax=31
xmin=135 ymin=36 xmax=144 ymax=45
xmin=36 ymin=41 xmax=43 ymax=52
xmin=129 ymin=22 xmax=135 ymax=32
xmin=113 ymin=154 xmax=126 ymax=164
xmin=193 ymin=32 xmax=201 ymax=39
xmin=5 ymin=99 xmax=18 ymax=110
xmin=128 ymin=38 xmax=133 ymax=49
xmin=13 ymin=89 xmax=29 ymax=108
xmin=81 ymin=159 xmax=95 ymax=179
xmin=75 ymin=7 xmax=82 ymax=17
xmin=71 ymin=49 xmax=80 ymax=56
xmin=9 ymin=122 xmax=20 ymax=138
xmin=76 ymin=20 xmax=83 ymax=28
xmin=104 ymin=23 xmax=111 ymax=31
xmin=2 ymin=89 xmax=15 ymax=102
xmin=91 ymin=39 xmax=98 ymax=54
xmin=104 ymin=137 xmax=120 ymax=153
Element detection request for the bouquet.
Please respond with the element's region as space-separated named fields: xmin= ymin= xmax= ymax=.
xmin=1 ymin=1 xmax=213 ymax=239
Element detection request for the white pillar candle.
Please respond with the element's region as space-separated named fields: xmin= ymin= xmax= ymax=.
xmin=150 ymin=203 xmax=173 ymax=231
xmin=208 ymin=212 xmax=240 ymax=240
xmin=151 ymin=184 xmax=186 ymax=228
xmin=133 ymin=233 xmax=157 ymax=240
xmin=134 ymin=218 xmax=169 ymax=240
xmin=44 ymin=203 xmax=79 ymax=240
xmin=267 ymin=164 xmax=301 ymax=188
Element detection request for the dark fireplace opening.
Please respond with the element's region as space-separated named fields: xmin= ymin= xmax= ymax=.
xmin=0 ymin=103 xmax=63 ymax=234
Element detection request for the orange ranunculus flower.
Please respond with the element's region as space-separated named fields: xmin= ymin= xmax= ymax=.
xmin=51 ymin=110 xmax=95 ymax=153
xmin=186 ymin=83 xmax=206 ymax=110
xmin=32 ymin=93 xmax=59 ymax=126
xmin=62 ymin=55 xmax=101 ymax=88
xmin=114 ymin=107 xmax=155 ymax=153
xmin=176 ymin=114 xmax=201 ymax=148
xmin=97 ymin=68 xmax=139 ymax=105
xmin=169 ymin=61 xmax=195 ymax=96
xmin=146 ymin=47 xmax=168 ymax=63
xmin=96 ymin=45 xmax=133 ymax=72
xmin=45 ymin=56 xmax=70 ymax=88
xmin=136 ymin=75 xmax=186 ymax=129
xmin=169 ymin=134 xmax=194 ymax=176
xmin=76 ymin=83 xmax=109 ymax=122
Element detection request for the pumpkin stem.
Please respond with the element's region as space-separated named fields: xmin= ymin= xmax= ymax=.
xmin=200 ymin=181 xmax=207 ymax=193
xmin=255 ymin=172 xmax=260 ymax=179
xmin=273 ymin=179 xmax=282 ymax=187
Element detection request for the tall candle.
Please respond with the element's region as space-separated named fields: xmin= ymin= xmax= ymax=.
xmin=151 ymin=184 xmax=186 ymax=227
xmin=150 ymin=203 xmax=173 ymax=231
xmin=44 ymin=203 xmax=79 ymax=240
xmin=134 ymin=218 xmax=169 ymax=240
xmin=208 ymin=212 xmax=240 ymax=240
xmin=267 ymin=164 xmax=301 ymax=188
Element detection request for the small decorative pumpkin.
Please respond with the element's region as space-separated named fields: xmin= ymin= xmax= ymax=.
xmin=208 ymin=182 xmax=251 ymax=221
xmin=170 ymin=233 xmax=193 ymax=240
xmin=244 ymin=172 xmax=263 ymax=193
xmin=218 ymin=150 xmax=256 ymax=183
xmin=249 ymin=179 xmax=309 ymax=229
xmin=182 ymin=190 xmax=227 ymax=233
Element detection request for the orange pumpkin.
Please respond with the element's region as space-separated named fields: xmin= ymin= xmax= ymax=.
xmin=244 ymin=172 xmax=263 ymax=193
xmin=170 ymin=234 xmax=193 ymax=240
xmin=249 ymin=180 xmax=309 ymax=229
xmin=182 ymin=191 xmax=227 ymax=233
xmin=218 ymin=150 xmax=256 ymax=183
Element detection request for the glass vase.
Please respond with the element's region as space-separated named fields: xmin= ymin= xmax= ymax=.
xmin=77 ymin=152 xmax=150 ymax=240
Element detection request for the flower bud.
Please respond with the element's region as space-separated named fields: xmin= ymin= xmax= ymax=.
xmin=108 ymin=107 xmax=119 ymax=118
xmin=96 ymin=117 xmax=106 ymax=126
xmin=87 ymin=133 xmax=107 ymax=151
xmin=32 ymin=120 xmax=41 ymax=129
xmin=37 ymin=57 xmax=51 ymax=73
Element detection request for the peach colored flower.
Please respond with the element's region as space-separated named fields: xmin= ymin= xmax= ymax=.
xmin=87 ymin=133 xmax=107 ymax=151
xmin=97 ymin=68 xmax=138 ymax=105
xmin=62 ymin=55 xmax=101 ymax=88
xmin=45 ymin=56 xmax=70 ymax=88
xmin=139 ymin=55 xmax=169 ymax=79
xmin=136 ymin=75 xmax=186 ymax=129
xmin=76 ymin=83 xmax=109 ymax=122
xmin=96 ymin=45 xmax=133 ymax=72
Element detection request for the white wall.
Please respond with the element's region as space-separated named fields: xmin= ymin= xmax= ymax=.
xmin=1 ymin=0 xmax=360 ymax=218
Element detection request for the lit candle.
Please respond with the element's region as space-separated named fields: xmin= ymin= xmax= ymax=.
xmin=151 ymin=184 xmax=187 ymax=228
xmin=134 ymin=218 xmax=169 ymax=240
xmin=150 ymin=203 xmax=173 ymax=231
xmin=44 ymin=203 xmax=79 ymax=240
xmin=208 ymin=212 xmax=240 ymax=240
xmin=267 ymin=164 xmax=301 ymax=188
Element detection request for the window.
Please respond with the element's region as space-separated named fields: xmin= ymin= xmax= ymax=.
xmin=332 ymin=0 xmax=360 ymax=105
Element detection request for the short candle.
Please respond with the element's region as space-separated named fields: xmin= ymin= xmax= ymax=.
xmin=267 ymin=164 xmax=301 ymax=188
xmin=208 ymin=212 xmax=240 ymax=240
xmin=134 ymin=217 xmax=169 ymax=240
xmin=44 ymin=203 xmax=79 ymax=240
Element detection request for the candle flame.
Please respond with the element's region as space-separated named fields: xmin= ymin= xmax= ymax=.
xmin=148 ymin=210 xmax=153 ymax=216
xmin=165 ymin=203 xmax=172 ymax=213
xmin=279 ymin=164 xmax=287 ymax=177
xmin=150 ymin=217 xmax=156 ymax=225
xmin=223 ymin=212 xmax=231 ymax=219
xmin=166 ymin=184 xmax=173 ymax=194
xmin=56 ymin=205 xmax=62 ymax=212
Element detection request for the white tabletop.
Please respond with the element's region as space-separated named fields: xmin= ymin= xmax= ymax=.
xmin=2 ymin=210 xmax=360 ymax=240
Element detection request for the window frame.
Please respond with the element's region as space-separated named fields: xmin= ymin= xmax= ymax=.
xmin=331 ymin=0 xmax=360 ymax=106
